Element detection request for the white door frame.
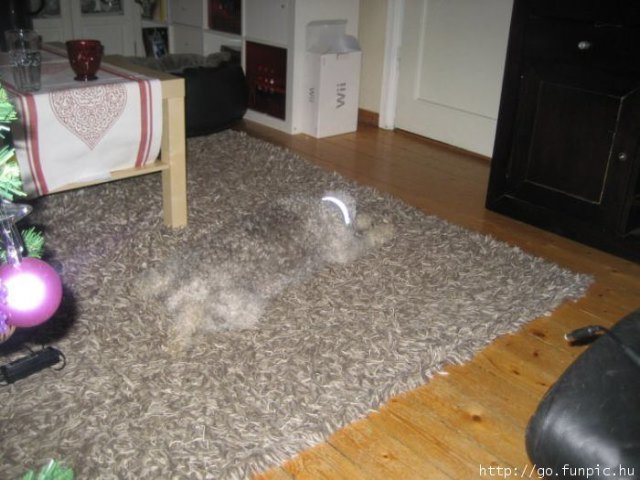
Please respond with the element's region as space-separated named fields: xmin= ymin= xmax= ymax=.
xmin=378 ymin=0 xmax=404 ymax=129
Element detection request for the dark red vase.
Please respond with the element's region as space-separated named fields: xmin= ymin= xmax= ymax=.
xmin=65 ymin=39 xmax=103 ymax=81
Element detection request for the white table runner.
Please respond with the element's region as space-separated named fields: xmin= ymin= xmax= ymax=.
xmin=0 ymin=45 xmax=162 ymax=196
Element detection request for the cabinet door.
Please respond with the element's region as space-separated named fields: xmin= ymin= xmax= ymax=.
xmin=169 ymin=0 xmax=205 ymax=28
xmin=171 ymin=24 xmax=203 ymax=54
xmin=244 ymin=0 xmax=291 ymax=46
xmin=32 ymin=0 xmax=75 ymax=43
xmin=503 ymin=26 xmax=640 ymax=234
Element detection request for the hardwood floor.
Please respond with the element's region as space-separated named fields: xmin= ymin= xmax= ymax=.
xmin=235 ymin=121 xmax=640 ymax=480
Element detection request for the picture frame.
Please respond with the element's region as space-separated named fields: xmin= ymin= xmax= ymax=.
xmin=142 ymin=27 xmax=169 ymax=58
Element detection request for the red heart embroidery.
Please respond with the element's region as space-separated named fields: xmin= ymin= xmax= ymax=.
xmin=49 ymin=84 xmax=127 ymax=149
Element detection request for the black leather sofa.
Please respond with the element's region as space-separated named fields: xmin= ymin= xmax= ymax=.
xmin=526 ymin=310 xmax=640 ymax=479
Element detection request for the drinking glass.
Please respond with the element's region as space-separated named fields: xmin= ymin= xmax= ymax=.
xmin=4 ymin=29 xmax=42 ymax=92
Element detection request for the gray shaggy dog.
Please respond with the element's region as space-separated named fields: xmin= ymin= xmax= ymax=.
xmin=139 ymin=191 xmax=394 ymax=353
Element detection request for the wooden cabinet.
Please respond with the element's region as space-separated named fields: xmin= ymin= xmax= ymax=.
xmin=486 ymin=0 xmax=640 ymax=262
xmin=243 ymin=0 xmax=359 ymax=134
xmin=168 ymin=0 xmax=240 ymax=58
xmin=164 ymin=0 xmax=359 ymax=133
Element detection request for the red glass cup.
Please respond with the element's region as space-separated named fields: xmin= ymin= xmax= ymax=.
xmin=65 ymin=39 xmax=104 ymax=81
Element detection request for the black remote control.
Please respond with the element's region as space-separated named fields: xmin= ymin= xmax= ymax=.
xmin=0 ymin=347 xmax=65 ymax=384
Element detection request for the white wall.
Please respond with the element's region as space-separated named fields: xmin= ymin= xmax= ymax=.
xmin=358 ymin=0 xmax=513 ymax=152
xmin=358 ymin=0 xmax=388 ymax=114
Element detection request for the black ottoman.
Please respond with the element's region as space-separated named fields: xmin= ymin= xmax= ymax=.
xmin=177 ymin=63 xmax=248 ymax=137
xmin=125 ymin=53 xmax=248 ymax=137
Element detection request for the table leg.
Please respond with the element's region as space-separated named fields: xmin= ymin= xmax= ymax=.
xmin=161 ymin=95 xmax=187 ymax=228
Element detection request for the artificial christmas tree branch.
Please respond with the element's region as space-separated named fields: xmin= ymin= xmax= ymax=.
xmin=0 ymin=86 xmax=70 ymax=474
xmin=0 ymin=83 xmax=44 ymax=257
xmin=0 ymin=83 xmax=61 ymax=342
xmin=0 ymin=84 xmax=26 ymax=200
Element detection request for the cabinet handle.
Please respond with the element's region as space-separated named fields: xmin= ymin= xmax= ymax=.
xmin=618 ymin=152 xmax=628 ymax=162
xmin=577 ymin=40 xmax=592 ymax=50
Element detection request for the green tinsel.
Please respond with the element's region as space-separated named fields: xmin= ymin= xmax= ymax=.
xmin=0 ymin=148 xmax=26 ymax=200
xmin=20 ymin=459 xmax=74 ymax=480
xmin=0 ymin=83 xmax=24 ymax=201
xmin=0 ymin=85 xmax=17 ymax=124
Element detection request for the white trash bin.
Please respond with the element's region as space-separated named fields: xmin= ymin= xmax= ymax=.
xmin=303 ymin=20 xmax=362 ymax=138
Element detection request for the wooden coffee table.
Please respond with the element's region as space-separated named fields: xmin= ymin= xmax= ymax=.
xmin=49 ymin=54 xmax=188 ymax=228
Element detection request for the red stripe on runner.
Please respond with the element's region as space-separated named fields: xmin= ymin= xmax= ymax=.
xmin=23 ymin=94 xmax=48 ymax=194
xmin=95 ymin=63 xmax=155 ymax=167
xmin=1 ymin=83 xmax=38 ymax=194
xmin=9 ymin=87 xmax=48 ymax=196
xmin=143 ymin=80 xmax=154 ymax=166
xmin=135 ymin=79 xmax=149 ymax=167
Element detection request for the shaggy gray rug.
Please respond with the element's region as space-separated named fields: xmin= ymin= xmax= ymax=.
xmin=0 ymin=130 xmax=591 ymax=479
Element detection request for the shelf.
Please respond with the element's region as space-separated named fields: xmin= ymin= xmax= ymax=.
xmin=142 ymin=19 xmax=168 ymax=28
xmin=203 ymin=29 xmax=241 ymax=40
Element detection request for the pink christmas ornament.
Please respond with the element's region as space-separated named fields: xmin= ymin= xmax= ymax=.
xmin=0 ymin=257 xmax=63 ymax=328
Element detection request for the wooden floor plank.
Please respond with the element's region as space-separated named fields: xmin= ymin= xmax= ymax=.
xmin=253 ymin=467 xmax=294 ymax=480
xmin=522 ymin=301 xmax=617 ymax=352
xmin=409 ymin=379 xmax=531 ymax=466
xmin=280 ymin=443 xmax=370 ymax=480
xmin=383 ymin=394 xmax=512 ymax=472
xmin=327 ymin=419 xmax=451 ymax=479
xmin=364 ymin=407 xmax=479 ymax=479
xmin=241 ymin=122 xmax=640 ymax=480
xmin=440 ymin=362 xmax=544 ymax=427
